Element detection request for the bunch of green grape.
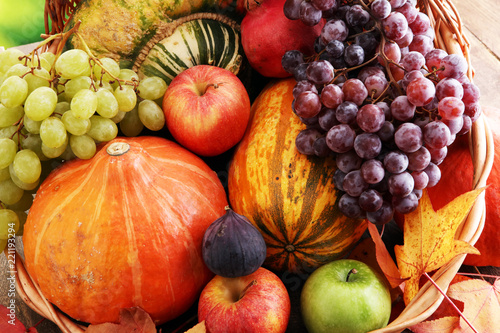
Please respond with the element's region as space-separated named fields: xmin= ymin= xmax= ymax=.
xmin=0 ymin=47 xmax=168 ymax=249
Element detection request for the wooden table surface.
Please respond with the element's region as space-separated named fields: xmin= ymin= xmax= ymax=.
xmin=452 ymin=0 xmax=500 ymax=108
xmin=1 ymin=1 xmax=499 ymax=332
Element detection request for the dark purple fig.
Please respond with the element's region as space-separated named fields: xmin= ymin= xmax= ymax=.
xmin=202 ymin=207 xmax=267 ymax=278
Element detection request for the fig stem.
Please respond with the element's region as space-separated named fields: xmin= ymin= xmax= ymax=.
xmin=346 ymin=268 xmax=358 ymax=282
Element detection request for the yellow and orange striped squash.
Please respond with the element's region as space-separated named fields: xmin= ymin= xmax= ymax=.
xmin=228 ymin=78 xmax=368 ymax=274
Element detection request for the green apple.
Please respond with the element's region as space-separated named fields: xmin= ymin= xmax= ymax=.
xmin=301 ymin=259 xmax=392 ymax=333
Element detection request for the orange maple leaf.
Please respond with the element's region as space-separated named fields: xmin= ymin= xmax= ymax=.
xmin=366 ymin=223 xmax=407 ymax=289
xmin=394 ymin=188 xmax=483 ymax=305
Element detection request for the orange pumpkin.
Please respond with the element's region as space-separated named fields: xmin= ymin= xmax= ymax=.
xmin=23 ymin=136 xmax=228 ymax=325
xmin=228 ymin=78 xmax=367 ymax=274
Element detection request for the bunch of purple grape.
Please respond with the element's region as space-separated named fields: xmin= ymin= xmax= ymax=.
xmin=282 ymin=0 xmax=481 ymax=224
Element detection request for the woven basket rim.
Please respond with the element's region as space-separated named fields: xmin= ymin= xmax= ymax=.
xmin=17 ymin=0 xmax=495 ymax=332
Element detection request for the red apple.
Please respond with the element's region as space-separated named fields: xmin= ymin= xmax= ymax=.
xmin=198 ymin=267 xmax=291 ymax=333
xmin=162 ymin=65 xmax=251 ymax=157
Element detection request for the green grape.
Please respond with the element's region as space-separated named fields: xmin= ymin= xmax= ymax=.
xmin=6 ymin=190 xmax=34 ymax=212
xmin=59 ymin=142 xmax=76 ymax=161
xmin=70 ymin=89 xmax=98 ymax=119
xmin=12 ymin=149 xmax=42 ymax=184
xmin=96 ymin=88 xmax=119 ymax=118
xmin=9 ymin=164 xmax=40 ymax=191
xmin=0 ymin=179 xmax=24 ymax=205
xmin=0 ymin=138 xmax=17 ymax=169
xmin=28 ymin=56 xmax=52 ymax=72
xmin=0 ymin=238 xmax=6 ymax=252
xmin=119 ymin=106 xmax=143 ymax=137
xmin=70 ymin=134 xmax=96 ymax=159
xmin=15 ymin=210 xmax=28 ymax=236
xmin=0 ymin=104 xmax=24 ymax=127
xmin=55 ymin=49 xmax=91 ymax=79
xmin=61 ymin=111 xmax=91 ymax=135
xmin=41 ymin=138 xmax=68 ymax=159
xmin=21 ymin=133 xmax=47 ymax=161
xmin=23 ymin=114 xmax=42 ymax=134
xmin=111 ymin=110 xmax=126 ymax=123
xmin=39 ymin=116 xmax=67 ymax=148
xmin=95 ymin=80 xmax=113 ymax=92
xmin=0 ymin=126 xmax=19 ymax=145
xmin=0 ymin=48 xmax=25 ymax=73
xmin=93 ymin=57 xmax=120 ymax=83
xmin=138 ymin=76 xmax=168 ymax=100
xmin=54 ymin=101 xmax=71 ymax=117
xmin=0 ymin=76 xmax=29 ymax=107
xmin=138 ymin=99 xmax=165 ymax=131
xmin=113 ymin=69 xmax=139 ymax=89
xmin=65 ymin=76 xmax=93 ymax=101
xmin=55 ymin=78 xmax=68 ymax=101
xmin=87 ymin=115 xmax=118 ymax=142
xmin=0 ymin=209 xmax=20 ymax=239
xmin=25 ymin=68 xmax=51 ymax=94
xmin=39 ymin=52 xmax=56 ymax=69
xmin=114 ymin=86 xmax=137 ymax=112
xmin=24 ymin=86 xmax=58 ymax=121
xmin=4 ymin=63 xmax=29 ymax=78
xmin=0 ymin=167 xmax=10 ymax=182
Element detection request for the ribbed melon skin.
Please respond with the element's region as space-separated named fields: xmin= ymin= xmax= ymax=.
xmin=228 ymin=78 xmax=368 ymax=274
xmin=136 ymin=17 xmax=242 ymax=84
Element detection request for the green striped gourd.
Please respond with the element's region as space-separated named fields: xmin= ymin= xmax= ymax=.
xmin=133 ymin=13 xmax=243 ymax=83
xmin=228 ymin=78 xmax=368 ymax=274
xmin=65 ymin=0 xmax=245 ymax=67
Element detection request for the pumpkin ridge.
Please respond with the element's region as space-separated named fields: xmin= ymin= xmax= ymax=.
xmin=115 ymin=155 xmax=145 ymax=307
xmin=267 ymin=88 xmax=293 ymax=246
xmin=290 ymin=158 xmax=331 ymax=245
xmin=30 ymin=159 xmax=101 ymax=266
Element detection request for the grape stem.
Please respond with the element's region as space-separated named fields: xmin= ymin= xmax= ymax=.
xmin=74 ymin=32 xmax=139 ymax=91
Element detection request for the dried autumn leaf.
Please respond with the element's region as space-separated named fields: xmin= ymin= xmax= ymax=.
xmin=447 ymin=278 xmax=500 ymax=332
xmin=86 ymin=307 xmax=156 ymax=333
xmin=186 ymin=321 xmax=207 ymax=332
xmin=394 ymin=188 xmax=483 ymax=305
xmin=411 ymin=316 xmax=460 ymax=333
xmin=366 ymin=223 xmax=407 ymax=289
xmin=0 ymin=304 xmax=35 ymax=333
xmin=412 ymin=278 xmax=500 ymax=333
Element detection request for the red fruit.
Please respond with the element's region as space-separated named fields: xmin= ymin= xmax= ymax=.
xmin=397 ymin=106 xmax=500 ymax=267
xmin=427 ymin=106 xmax=500 ymax=267
xmin=240 ymin=0 xmax=323 ymax=78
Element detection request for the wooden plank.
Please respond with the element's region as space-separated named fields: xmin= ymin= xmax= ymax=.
xmin=462 ymin=27 xmax=500 ymax=108
xmin=452 ymin=0 xmax=500 ymax=58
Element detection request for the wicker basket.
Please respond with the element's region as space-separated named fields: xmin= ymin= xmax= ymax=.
xmin=12 ymin=0 xmax=495 ymax=332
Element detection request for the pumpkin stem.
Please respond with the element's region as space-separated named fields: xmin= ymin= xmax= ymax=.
xmin=346 ymin=268 xmax=358 ymax=282
xmin=106 ymin=142 xmax=130 ymax=156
